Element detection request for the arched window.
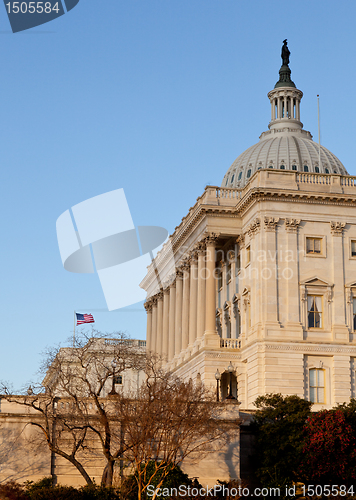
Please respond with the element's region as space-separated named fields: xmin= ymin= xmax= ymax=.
xmin=225 ymin=177 xmax=229 ymax=186
xmin=304 ymin=165 xmax=309 ymax=172
xmin=325 ymin=168 xmax=329 ymax=174
xmin=247 ymin=169 xmax=252 ymax=178
xmin=309 ymin=368 xmax=325 ymax=403
xmin=238 ymin=172 xmax=242 ymax=180
xmin=231 ymin=174 xmax=235 ymax=183
xmin=280 ymin=165 xmax=285 ymax=169
xmin=315 ymin=166 xmax=320 ymax=173
xmin=292 ymin=165 xmax=297 ymax=170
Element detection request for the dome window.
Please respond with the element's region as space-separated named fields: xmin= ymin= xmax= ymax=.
xmin=257 ymin=166 xmax=262 ymax=170
xmin=333 ymin=170 xmax=337 ymax=173
xmin=225 ymin=177 xmax=229 ymax=186
xmin=304 ymin=165 xmax=309 ymax=172
xmin=325 ymin=168 xmax=329 ymax=174
xmin=315 ymin=166 xmax=320 ymax=173
xmin=247 ymin=169 xmax=252 ymax=178
xmin=280 ymin=165 xmax=285 ymax=169
xmin=268 ymin=165 xmax=273 ymax=169
xmin=238 ymin=172 xmax=242 ymax=180
xmin=231 ymin=174 xmax=235 ymax=183
xmin=292 ymin=165 xmax=297 ymax=170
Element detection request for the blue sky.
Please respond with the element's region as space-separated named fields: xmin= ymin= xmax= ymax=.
xmin=1 ymin=0 xmax=355 ymax=389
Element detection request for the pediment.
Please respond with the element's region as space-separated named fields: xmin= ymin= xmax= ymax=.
xmin=346 ymin=281 xmax=356 ymax=288
xmin=300 ymin=276 xmax=333 ymax=287
xmin=241 ymin=287 xmax=250 ymax=296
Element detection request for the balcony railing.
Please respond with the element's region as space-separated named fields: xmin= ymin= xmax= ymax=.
xmin=220 ymin=338 xmax=240 ymax=349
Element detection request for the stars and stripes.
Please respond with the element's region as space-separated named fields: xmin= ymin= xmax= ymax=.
xmin=76 ymin=313 xmax=95 ymax=325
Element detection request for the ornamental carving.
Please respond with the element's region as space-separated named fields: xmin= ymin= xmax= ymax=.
xmin=223 ymin=301 xmax=231 ymax=325
xmin=248 ymin=218 xmax=261 ymax=238
xmin=264 ymin=217 xmax=280 ymax=231
xmin=236 ymin=234 xmax=245 ymax=248
xmin=285 ymin=218 xmax=301 ymax=232
xmin=144 ymin=300 xmax=153 ymax=312
xmin=330 ymin=221 xmax=346 ymax=236
xmin=204 ymin=232 xmax=220 ymax=245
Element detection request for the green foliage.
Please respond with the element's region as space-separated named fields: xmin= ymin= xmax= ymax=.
xmin=122 ymin=462 xmax=195 ymax=500
xmin=251 ymin=393 xmax=312 ymax=489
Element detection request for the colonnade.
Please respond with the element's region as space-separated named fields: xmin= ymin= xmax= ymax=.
xmin=144 ymin=235 xmax=218 ymax=361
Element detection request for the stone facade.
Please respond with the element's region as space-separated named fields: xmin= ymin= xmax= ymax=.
xmin=141 ymin=60 xmax=356 ymax=413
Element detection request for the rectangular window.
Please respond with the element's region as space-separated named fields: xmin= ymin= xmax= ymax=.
xmin=352 ymin=240 xmax=356 ymax=257
xmin=307 ymin=295 xmax=322 ymax=328
xmin=309 ymin=368 xmax=325 ymax=403
xmin=306 ymin=237 xmax=322 ymax=254
xmin=246 ymin=246 xmax=251 ymax=265
xmin=114 ymin=375 xmax=122 ymax=385
xmin=353 ymin=298 xmax=356 ymax=332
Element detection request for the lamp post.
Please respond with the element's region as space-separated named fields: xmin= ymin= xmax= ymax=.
xmin=109 ymin=359 xmax=118 ymax=395
xmin=226 ymin=361 xmax=236 ymax=400
xmin=215 ymin=369 xmax=221 ymax=402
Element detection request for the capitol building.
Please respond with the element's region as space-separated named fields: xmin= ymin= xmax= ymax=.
xmin=141 ymin=43 xmax=356 ymax=410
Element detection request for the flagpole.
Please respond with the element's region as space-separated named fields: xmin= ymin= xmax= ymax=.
xmin=317 ymin=94 xmax=321 ymax=169
xmin=73 ymin=311 xmax=76 ymax=348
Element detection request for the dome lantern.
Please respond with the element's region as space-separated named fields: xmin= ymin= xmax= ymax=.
xmin=267 ymin=39 xmax=303 ymax=132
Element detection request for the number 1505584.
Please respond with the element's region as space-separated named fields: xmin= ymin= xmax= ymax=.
xmin=5 ymin=2 xmax=60 ymax=14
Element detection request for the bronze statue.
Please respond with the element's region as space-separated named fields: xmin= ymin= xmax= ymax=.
xmin=281 ymin=39 xmax=290 ymax=66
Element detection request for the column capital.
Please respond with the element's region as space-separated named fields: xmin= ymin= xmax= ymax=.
xmin=195 ymin=242 xmax=206 ymax=256
xmin=176 ymin=269 xmax=184 ymax=279
xmin=264 ymin=217 xmax=280 ymax=232
xmin=330 ymin=221 xmax=346 ymax=236
xmin=236 ymin=234 xmax=245 ymax=248
xmin=181 ymin=259 xmax=190 ymax=272
xmin=156 ymin=291 xmax=164 ymax=301
xmin=144 ymin=300 xmax=153 ymax=312
xmin=285 ymin=218 xmax=301 ymax=232
xmin=248 ymin=218 xmax=261 ymax=238
xmin=163 ymin=287 xmax=170 ymax=296
xmin=204 ymin=232 xmax=219 ymax=245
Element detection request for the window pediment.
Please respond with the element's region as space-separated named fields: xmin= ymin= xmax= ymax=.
xmin=300 ymin=277 xmax=333 ymax=287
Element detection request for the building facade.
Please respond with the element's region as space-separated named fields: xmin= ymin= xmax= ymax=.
xmin=141 ymin=47 xmax=356 ymax=411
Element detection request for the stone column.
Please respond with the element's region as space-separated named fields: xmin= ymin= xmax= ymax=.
xmin=175 ymin=270 xmax=183 ymax=356
xmin=330 ymin=222 xmax=348 ymax=340
xmin=156 ymin=292 xmax=163 ymax=358
xmin=181 ymin=263 xmax=190 ymax=351
xmin=161 ymin=288 xmax=170 ymax=361
xmin=144 ymin=300 xmax=153 ymax=352
xmin=188 ymin=254 xmax=198 ymax=346
xmin=168 ymin=281 xmax=176 ymax=361
xmin=283 ymin=95 xmax=287 ymax=118
xmin=205 ymin=235 xmax=217 ymax=335
xmin=151 ymin=297 xmax=158 ymax=355
xmin=262 ymin=217 xmax=280 ymax=325
xmin=285 ymin=219 xmax=301 ymax=326
xmin=197 ymin=244 xmax=206 ymax=339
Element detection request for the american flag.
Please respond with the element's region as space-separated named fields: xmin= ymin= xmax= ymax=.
xmin=76 ymin=313 xmax=95 ymax=325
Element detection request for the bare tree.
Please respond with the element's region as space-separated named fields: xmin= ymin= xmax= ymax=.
xmin=1 ymin=333 xmax=237 ymax=493
xmin=1 ymin=331 xmax=146 ymax=487
xmin=117 ymin=367 xmax=234 ymax=500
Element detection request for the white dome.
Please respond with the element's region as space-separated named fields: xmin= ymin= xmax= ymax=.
xmin=222 ymin=129 xmax=348 ymax=189
xmin=222 ymin=58 xmax=348 ymax=189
